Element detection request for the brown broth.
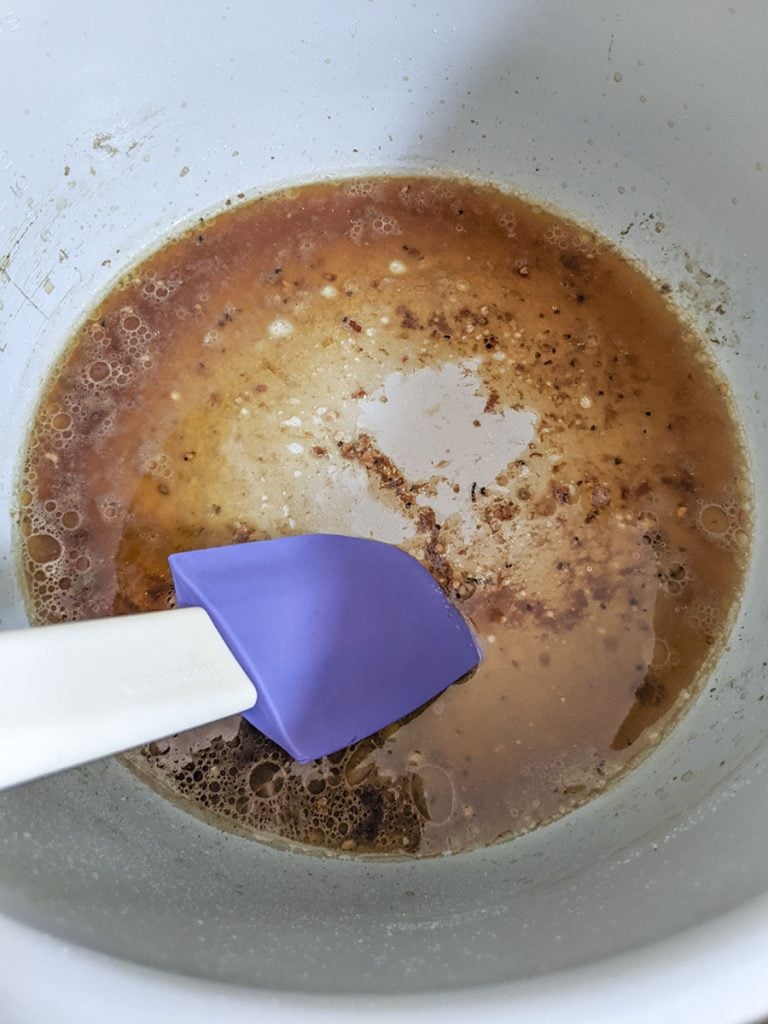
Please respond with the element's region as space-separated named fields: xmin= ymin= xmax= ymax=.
xmin=17 ymin=176 xmax=751 ymax=856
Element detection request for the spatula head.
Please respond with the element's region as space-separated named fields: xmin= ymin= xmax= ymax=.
xmin=169 ymin=534 xmax=480 ymax=762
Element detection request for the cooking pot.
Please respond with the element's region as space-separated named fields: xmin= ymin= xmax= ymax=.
xmin=1 ymin=2 xmax=767 ymax=1021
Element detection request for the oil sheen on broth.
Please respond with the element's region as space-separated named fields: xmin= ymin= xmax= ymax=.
xmin=18 ymin=177 xmax=751 ymax=856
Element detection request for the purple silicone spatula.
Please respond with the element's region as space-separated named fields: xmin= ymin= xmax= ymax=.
xmin=0 ymin=534 xmax=480 ymax=789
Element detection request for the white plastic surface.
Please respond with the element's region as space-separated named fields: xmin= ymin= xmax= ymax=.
xmin=0 ymin=608 xmax=256 ymax=789
xmin=1 ymin=1 xmax=768 ymax=1022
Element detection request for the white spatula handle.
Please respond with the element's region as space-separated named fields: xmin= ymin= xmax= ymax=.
xmin=0 ymin=607 xmax=257 ymax=790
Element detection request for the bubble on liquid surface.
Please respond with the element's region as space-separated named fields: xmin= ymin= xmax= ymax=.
xmin=26 ymin=533 xmax=62 ymax=564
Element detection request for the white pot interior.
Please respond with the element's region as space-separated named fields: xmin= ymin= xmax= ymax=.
xmin=1 ymin=2 xmax=767 ymax=1020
